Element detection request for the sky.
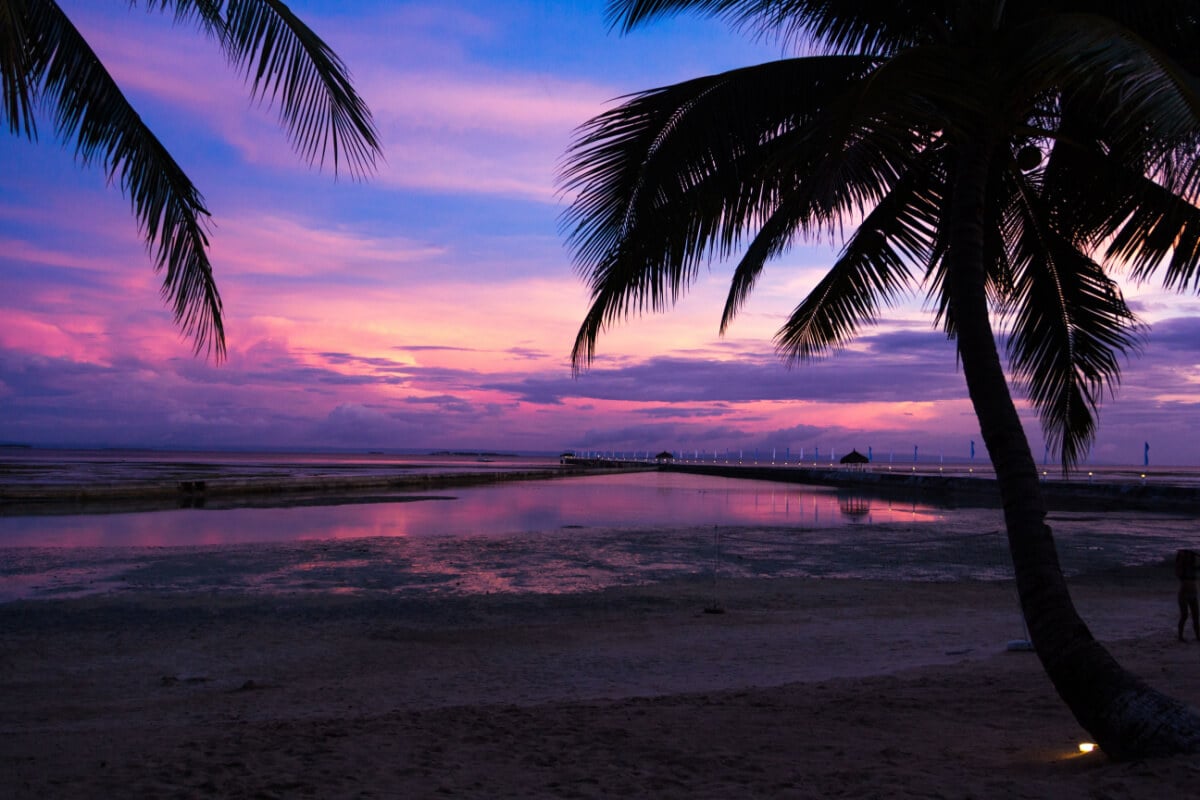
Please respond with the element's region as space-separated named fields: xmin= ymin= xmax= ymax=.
xmin=3 ymin=1 xmax=1200 ymax=465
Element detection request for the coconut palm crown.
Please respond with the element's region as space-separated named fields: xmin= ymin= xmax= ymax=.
xmin=2 ymin=0 xmax=381 ymax=357
xmin=561 ymin=1 xmax=1200 ymax=757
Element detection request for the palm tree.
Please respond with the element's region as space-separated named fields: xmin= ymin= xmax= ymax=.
xmin=1 ymin=0 xmax=381 ymax=358
xmin=561 ymin=1 xmax=1200 ymax=758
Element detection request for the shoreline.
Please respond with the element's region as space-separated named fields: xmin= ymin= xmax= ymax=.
xmin=3 ymin=573 xmax=1199 ymax=797
xmin=0 ymin=464 xmax=650 ymax=517
xmin=6 ymin=453 xmax=1200 ymax=517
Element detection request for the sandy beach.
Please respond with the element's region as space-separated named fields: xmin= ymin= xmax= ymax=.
xmin=4 ymin=568 xmax=1200 ymax=798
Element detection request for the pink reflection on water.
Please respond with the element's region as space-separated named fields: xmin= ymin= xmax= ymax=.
xmin=6 ymin=486 xmax=1197 ymax=602
xmin=0 ymin=473 xmax=945 ymax=549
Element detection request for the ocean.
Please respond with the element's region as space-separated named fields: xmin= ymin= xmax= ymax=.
xmin=1 ymin=449 xmax=1197 ymax=602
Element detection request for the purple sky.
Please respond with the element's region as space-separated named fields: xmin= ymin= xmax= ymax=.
xmin=2 ymin=1 xmax=1199 ymax=465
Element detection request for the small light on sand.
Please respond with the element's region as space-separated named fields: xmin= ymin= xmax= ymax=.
xmin=1078 ymin=742 xmax=1096 ymax=754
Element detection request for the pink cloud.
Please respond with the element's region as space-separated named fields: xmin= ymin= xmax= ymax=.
xmin=0 ymin=236 xmax=131 ymax=278
xmin=208 ymin=214 xmax=448 ymax=280
xmin=364 ymin=70 xmax=612 ymax=200
xmin=0 ymin=311 xmax=105 ymax=362
xmin=374 ymin=72 xmax=608 ymax=133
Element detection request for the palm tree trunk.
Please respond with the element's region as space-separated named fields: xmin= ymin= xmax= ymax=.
xmin=946 ymin=134 xmax=1200 ymax=759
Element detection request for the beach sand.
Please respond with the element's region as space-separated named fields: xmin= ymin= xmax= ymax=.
xmin=3 ymin=570 xmax=1200 ymax=798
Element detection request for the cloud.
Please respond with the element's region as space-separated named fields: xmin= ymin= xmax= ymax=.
xmin=1144 ymin=316 xmax=1200 ymax=353
xmin=634 ymin=405 xmax=738 ymax=420
xmin=210 ymin=215 xmax=448 ymax=285
xmin=365 ymin=69 xmax=609 ymax=201
xmin=568 ymin=422 xmax=756 ymax=452
xmin=491 ymin=329 xmax=964 ymax=405
xmin=391 ymin=344 xmax=477 ymax=354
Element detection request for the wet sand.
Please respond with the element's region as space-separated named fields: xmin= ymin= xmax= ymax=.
xmin=3 ymin=571 xmax=1200 ymax=798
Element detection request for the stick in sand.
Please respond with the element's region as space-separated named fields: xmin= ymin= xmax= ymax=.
xmin=705 ymin=526 xmax=725 ymax=614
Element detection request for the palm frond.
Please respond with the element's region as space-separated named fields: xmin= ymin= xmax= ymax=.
xmin=1036 ymin=98 xmax=1200 ymax=293
xmin=150 ymin=0 xmax=381 ymax=177
xmin=1112 ymin=186 xmax=1200 ymax=292
xmin=563 ymin=57 xmax=876 ymax=261
xmin=22 ymin=0 xmax=224 ymax=357
xmin=717 ymin=203 xmax=794 ymax=334
xmin=1 ymin=0 xmax=37 ymax=136
xmin=570 ymin=252 xmax=632 ymax=369
xmin=719 ymin=83 xmax=953 ymax=331
xmin=1010 ymin=13 xmax=1200 ymax=151
xmin=607 ymin=0 xmax=939 ymax=54
xmin=1061 ymin=147 xmax=1200 ymax=292
xmin=1002 ymin=166 xmax=1141 ymax=469
xmin=5 ymin=0 xmax=384 ymax=357
xmin=562 ymin=48 xmax=973 ymax=369
xmin=774 ymin=164 xmax=941 ymax=361
xmin=563 ymin=56 xmax=887 ymax=367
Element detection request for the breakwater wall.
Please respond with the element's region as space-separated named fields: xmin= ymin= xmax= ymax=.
xmin=661 ymin=462 xmax=1200 ymax=511
xmin=0 ymin=463 xmax=650 ymax=516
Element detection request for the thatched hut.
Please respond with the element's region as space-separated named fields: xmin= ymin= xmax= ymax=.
xmin=839 ymin=449 xmax=870 ymax=469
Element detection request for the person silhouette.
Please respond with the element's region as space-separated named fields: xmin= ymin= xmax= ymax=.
xmin=1176 ymin=549 xmax=1200 ymax=642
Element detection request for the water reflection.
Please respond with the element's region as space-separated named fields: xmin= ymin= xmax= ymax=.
xmin=838 ymin=494 xmax=872 ymax=520
xmin=0 ymin=472 xmax=946 ymax=548
xmin=4 ymin=472 xmax=1199 ymax=602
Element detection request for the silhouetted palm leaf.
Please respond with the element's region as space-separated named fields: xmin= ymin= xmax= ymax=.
xmin=159 ymin=0 xmax=379 ymax=178
xmin=1 ymin=0 xmax=381 ymax=357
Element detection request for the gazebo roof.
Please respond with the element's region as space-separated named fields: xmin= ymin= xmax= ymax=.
xmin=839 ymin=449 xmax=870 ymax=464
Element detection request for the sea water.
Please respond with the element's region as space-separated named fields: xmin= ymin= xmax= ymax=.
xmin=1 ymin=455 xmax=1198 ymax=602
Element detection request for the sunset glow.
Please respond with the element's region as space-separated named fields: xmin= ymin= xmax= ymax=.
xmin=2 ymin=1 xmax=1199 ymax=464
